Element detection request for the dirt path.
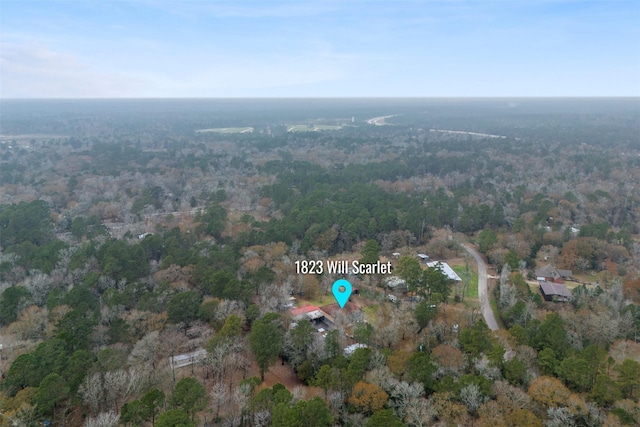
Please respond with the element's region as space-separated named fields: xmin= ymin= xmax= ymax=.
xmin=462 ymin=243 xmax=499 ymax=330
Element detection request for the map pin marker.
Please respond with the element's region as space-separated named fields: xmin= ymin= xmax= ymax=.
xmin=332 ymin=279 xmax=352 ymax=308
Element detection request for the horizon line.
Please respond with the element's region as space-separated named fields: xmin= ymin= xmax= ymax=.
xmin=2 ymin=96 xmax=639 ymax=101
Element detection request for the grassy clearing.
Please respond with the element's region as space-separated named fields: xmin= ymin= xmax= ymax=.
xmin=305 ymin=293 xmax=337 ymax=307
xmin=453 ymin=265 xmax=479 ymax=298
xmin=359 ymin=286 xmax=383 ymax=301
xmin=195 ymin=127 xmax=253 ymax=134
xmin=571 ymin=272 xmax=601 ymax=287
xmin=363 ymin=304 xmax=381 ymax=324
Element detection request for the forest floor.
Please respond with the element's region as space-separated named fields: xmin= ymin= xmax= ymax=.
xmin=260 ymin=358 xmax=324 ymax=400
xmin=262 ymin=358 xmax=303 ymax=389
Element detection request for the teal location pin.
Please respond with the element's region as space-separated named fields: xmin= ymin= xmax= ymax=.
xmin=332 ymin=279 xmax=352 ymax=308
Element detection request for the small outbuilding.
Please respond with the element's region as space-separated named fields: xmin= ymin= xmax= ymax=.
xmin=290 ymin=305 xmax=322 ymax=321
xmin=386 ymin=276 xmax=407 ymax=291
xmin=417 ymin=254 xmax=430 ymax=262
xmin=169 ymin=349 xmax=207 ymax=369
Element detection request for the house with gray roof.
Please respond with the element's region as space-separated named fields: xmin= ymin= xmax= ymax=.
xmin=539 ymin=280 xmax=572 ymax=302
xmin=535 ymin=264 xmax=572 ymax=284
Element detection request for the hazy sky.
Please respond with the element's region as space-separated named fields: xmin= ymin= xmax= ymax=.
xmin=1 ymin=0 xmax=639 ymax=98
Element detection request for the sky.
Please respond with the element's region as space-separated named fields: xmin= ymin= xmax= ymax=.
xmin=1 ymin=0 xmax=639 ymax=98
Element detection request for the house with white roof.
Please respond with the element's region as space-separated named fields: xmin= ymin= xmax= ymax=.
xmin=426 ymin=261 xmax=462 ymax=281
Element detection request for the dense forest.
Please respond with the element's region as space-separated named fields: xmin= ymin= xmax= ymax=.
xmin=0 ymin=98 xmax=639 ymax=427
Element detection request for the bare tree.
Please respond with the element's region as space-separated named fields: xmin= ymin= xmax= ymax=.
xmin=101 ymin=367 xmax=145 ymax=411
xmin=51 ymin=246 xmax=77 ymax=286
xmin=233 ymin=346 xmax=251 ymax=381
xmin=128 ymin=330 xmax=160 ymax=369
xmin=100 ymin=304 xmax=125 ymax=325
xmin=492 ymin=380 xmax=531 ymax=410
xmin=209 ymin=340 xmax=231 ymax=384
xmin=79 ymin=372 xmax=104 ymax=415
xmin=211 ymin=382 xmax=228 ymax=420
xmin=22 ymin=272 xmax=53 ymax=306
xmin=404 ymin=397 xmax=436 ymax=427
xmin=328 ymin=390 xmax=346 ymax=420
xmin=397 ymin=305 xmax=418 ymax=340
xmin=160 ymin=328 xmax=188 ymax=386
xmin=473 ymin=356 xmax=502 ymax=381
xmin=546 ymin=407 xmax=576 ymax=427
xmin=257 ymin=283 xmax=291 ymax=314
xmin=306 ymin=333 xmax=327 ymax=362
xmin=251 ymin=411 xmax=271 ymax=427
xmin=229 ymin=383 xmax=251 ymax=427
xmin=460 ymin=383 xmax=486 ymax=417
xmin=83 ymin=411 xmax=119 ymax=427
xmin=377 ymin=322 xmax=400 ymax=349
xmin=104 ymin=370 xmax=128 ymax=410
xmin=369 ymin=350 xmax=387 ymax=371
xmin=498 ymin=264 xmax=516 ymax=310
xmin=344 ymin=413 xmax=366 ymax=427
xmin=123 ymin=367 xmax=144 ymax=405
xmin=6 ymin=305 xmax=50 ymax=340
xmin=215 ymin=300 xmax=246 ymax=324
xmin=367 ymin=366 xmax=395 ymax=391
xmin=291 ymin=386 xmax=305 ymax=403
xmin=388 ymin=381 xmax=425 ymax=419
xmin=97 ymin=276 xmax=117 ymax=294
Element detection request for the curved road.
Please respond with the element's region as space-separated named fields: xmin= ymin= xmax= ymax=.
xmin=463 ymin=244 xmax=499 ymax=330
xmin=366 ymin=115 xmax=396 ymax=125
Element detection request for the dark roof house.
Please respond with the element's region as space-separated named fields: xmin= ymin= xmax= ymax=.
xmin=539 ymin=281 xmax=572 ymax=302
xmin=320 ymin=301 xmax=364 ymax=323
xmin=535 ymin=264 xmax=572 ymax=284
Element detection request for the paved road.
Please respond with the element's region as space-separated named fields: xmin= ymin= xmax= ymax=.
xmin=366 ymin=115 xmax=396 ymax=125
xmin=463 ymin=243 xmax=499 ymax=330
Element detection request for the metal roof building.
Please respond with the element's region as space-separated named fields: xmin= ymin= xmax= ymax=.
xmin=539 ymin=281 xmax=572 ymax=302
xmin=426 ymin=261 xmax=462 ymax=281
